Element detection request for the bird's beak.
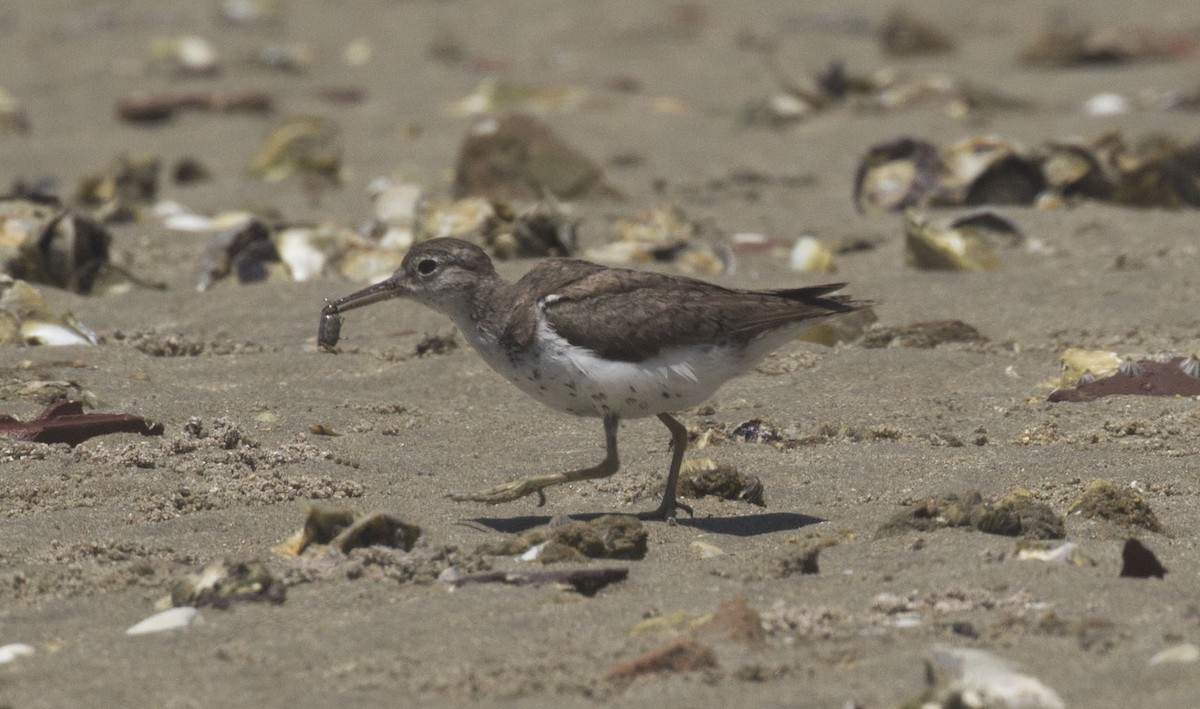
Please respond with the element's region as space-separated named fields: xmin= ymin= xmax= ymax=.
xmin=322 ymin=275 xmax=406 ymax=315
xmin=317 ymin=275 xmax=409 ymax=351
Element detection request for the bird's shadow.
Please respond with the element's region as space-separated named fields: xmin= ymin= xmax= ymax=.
xmin=463 ymin=510 xmax=823 ymax=537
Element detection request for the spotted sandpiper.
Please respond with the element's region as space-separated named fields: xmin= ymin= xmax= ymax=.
xmin=319 ymin=237 xmax=866 ymax=519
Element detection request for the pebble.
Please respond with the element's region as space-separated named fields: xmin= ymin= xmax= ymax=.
xmin=125 ymin=606 xmax=201 ymax=636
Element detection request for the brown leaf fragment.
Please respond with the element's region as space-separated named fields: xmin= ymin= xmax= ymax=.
xmin=606 ymin=638 xmax=717 ymax=680
xmin=0 ymin=400 xmax=164 ymax=446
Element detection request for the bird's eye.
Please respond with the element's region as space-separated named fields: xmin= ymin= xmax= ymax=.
xmin=416 ymin=258 xmax=438 ymax=276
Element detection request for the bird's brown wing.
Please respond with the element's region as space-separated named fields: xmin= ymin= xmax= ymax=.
xmin=537 ymin=266 xmax=861 ymax=362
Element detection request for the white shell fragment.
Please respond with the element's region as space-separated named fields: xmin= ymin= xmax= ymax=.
xmin=1016 ymin=541 xmax=1089 ymax=565
xmin=789 ymin=235 xmax=836 ymax=273
xmin=0 ymin=643 xmax=35 ymax=664
xmin=690 ymin=541 xmax=727 ymax=559
xmin=519 ymin=541 xmax=549 ymax=561
xmin=932 ymin=646 xmax=1065 ymax=709
xmin=1084 ymin=92 xmax=1131 ymax=117
xmin=125 ymin=606 xmax=201 ymax=636
xmin=1149 ymin=643 xmax=1200 ymax=666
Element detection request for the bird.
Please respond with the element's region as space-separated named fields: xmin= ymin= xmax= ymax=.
xmin=319 ymin=237 xmax=866 ymax=519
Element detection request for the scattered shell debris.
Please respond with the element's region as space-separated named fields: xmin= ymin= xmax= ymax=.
xmin=125 ymin=606 xmax=202 ymax=636
xmin=76 ymin=153 xmax=160 ymax=223
xmin=751 ymin=536 xmax=829 ymax=579
xmin=167 ymin=559 xmax=287 ymax=609
xmin=855 ymin=131 xmax=1200 ymax=213
xmin=878 ymin=489 xmax=1065 ymax=540
xmin=0 ymin=400 xmax=164 ymax=446
xmin=196 ymin=218 xmax=281 ymax=291
xmin=248 ymin=116 xmax=344 ymax=185
xmin=915 ymin=645 xmax=1066 ymax=709
xmin=678 ymin=459 xmax=766 ymax=507
xmin=1120 ymin=538 xmax=1167 ymax=579
xmin=2 ymin=194 xmax=148 ymax=294
xmin=481 ymin=515 xmax=647 ymax=563
xmin=453 ymin=113 xmax=621 ymax=201
xmin=0 ymin=276 xmax=97 ymax=345
xmin=440 ymin=566 xmax=628 ymax=597
xmin=859 ymin=320 xmax=987 ymax=349
xmin=904 ymin=209 xmax=1024 ymax=271
xmin=1021 ymin=19 xmax=1184 ymax=67
xmin=274 ymin=506 xmax=421 ymax=557
xmin=1015 ymin=540 xmax=1095 ymax=566
xmin=1067 ymin=479 xmax=1163 ymax=533
xmin=583 ymin=204 xmax=732 ymax=276
xmin=742 ymin=57 xmax=1027 ymax=128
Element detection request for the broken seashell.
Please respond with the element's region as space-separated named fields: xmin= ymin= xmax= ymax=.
xmin=196 ymin=219 xmax=280 ymax=291
xmin=1058 ymin=348 xmax=1122 ymax=388
xmin=852 ymin=137 xmax=942 ymax=213
xmin=169 ymin=559 xmax=286 ymax=608
xmin=789 ymin=235 xmax=836 ymax=273
xmin=151 ymin=36 xmax=221 ymax=77
xmin=248 ymin=116 xmax=343 ymax=184
xmin=903 ymin=210 xmax=1002 ymax=271
xmin=126 ymin=606 xmax=201 ymax=636
xmin=929 ymin=646 xmax=1065 ymax=709
xmin=76 ymin=154 xmax=161 ymax=221
xmin=273 ymin=506 xmax=421 ymax=557
xmin=1015 ymin=540 xmax=1094 ymax=566
xmin=0 ymin=276 xmax=97 ymax=346
xmin=938 ymin=136 xmax=1045 ymax=206
xmin=486 ymin=198 xmax=577 ymax=259
xmin=0 ymin=644 xmax=35 ymax=665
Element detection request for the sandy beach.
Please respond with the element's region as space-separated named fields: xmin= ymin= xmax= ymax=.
xmin=2 ymin=1 xmax=1199 ymax=706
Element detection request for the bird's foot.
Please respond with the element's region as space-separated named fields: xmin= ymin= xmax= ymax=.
xmin=449 ymin=476 xmax=557 ymax=506
xmin=636 ymin=497 xmax=694 ymax=521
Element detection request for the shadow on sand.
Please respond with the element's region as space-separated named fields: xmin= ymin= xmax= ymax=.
xmin=463 ymin=510 xmax=823 ymax=537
